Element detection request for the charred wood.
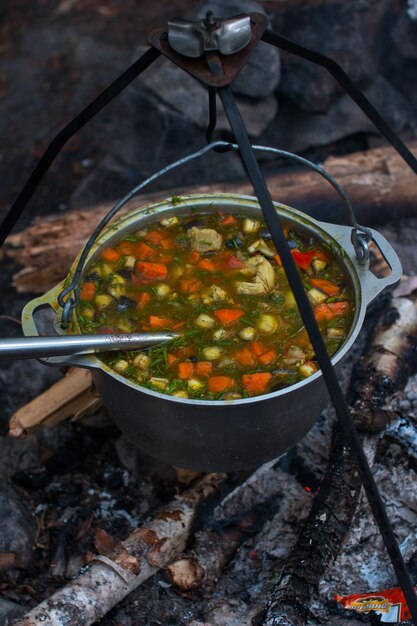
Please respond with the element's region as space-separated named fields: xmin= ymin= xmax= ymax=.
xmin=255 ymin=290 xmax=417 ymax=626
xmin=350 ymin=290 xmax=417 ymax=433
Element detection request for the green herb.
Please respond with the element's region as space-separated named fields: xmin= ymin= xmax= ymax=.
xmin=167 ymin=379 xmax=183 ymax=393
xmin=171 ymin=194 xmax=182 ymax=205
xmin=268 ymin=292 xmax=285 ymax=306
xmin=124 ymin=365 xmax=137 ymax=378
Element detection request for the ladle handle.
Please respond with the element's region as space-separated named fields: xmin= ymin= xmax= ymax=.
xmin=0 ymin=333 xmax=177 ymax=361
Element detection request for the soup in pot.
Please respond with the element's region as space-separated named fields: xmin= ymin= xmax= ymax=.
xmin=75 ymin=210 xmax=354 ymax=399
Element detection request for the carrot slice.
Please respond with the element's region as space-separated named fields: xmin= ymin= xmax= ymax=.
xmin=314 ymin=301 xmax=349 ymax=321
xmin=149 ymin=315 xmax=173 ymax=329
xmin=171 ymin=321 xmax=186 ymax=330
xmin=136 ymin=242 xmax=156 ymax=260
xmin=178 ymin=361 xmax=195 ymax=379
xmin=137 ymin=292 xmax=151 ymax=307
xmin=179 ymin=278 xmax=202 ymax=294
xmin=234 ymin=348 xmax=256 ymax=367
xmin=136 ymin=262 xmax=168 ymax=280
xmin=310 ymin=278 xmax=339 ymax=296
xmin=188 ymin=251 xmax=201 ymax=263
xmin=214 ymin=309 xmax=244 ymax=326
xmin=273 ymin=254 xmax=282 ymax=267
xmin=250 ymin=341 xmax=267 ymax=358
xmin=80 ymin=282 xmax=96 ymax=301
xmin=242 ymin=372 xmax=272 ymax=395
xmin=176 ymin=345 xmax=195 ymax=359
xmin=219 ymin=215 xmax=236 ymax=226
xmin=116 ymin=241 xmax=136 ymax=255
xmin=198 ymin=259 xmax=216 ymax=272
xmin=157 ymin=254 xmax=173 ymax=263
xmin=258 ymin=350 xmax=277 ymax=365
xmin=160 ymin=238 xmax=176 ymax=250
xmin=196 ymin=361 xmax=213 ymax=377
xmin=101 ymin=248 xmax=121 ymax=263
xmin=167 ymin=354 xmax=178 ymax=367
xmin=208 ymin=376 xmax=235 ymax=393
xmin=145 ymin=230 xmax=164 ymax=246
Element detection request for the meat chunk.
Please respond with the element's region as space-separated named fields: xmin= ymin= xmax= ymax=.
xmin=283 ymin=345 xmax=306 ymax=365
xmin=188 ymin=227 xmax=223 ymax=253
xmin=235 ymin=256 xmax=276 ymax=295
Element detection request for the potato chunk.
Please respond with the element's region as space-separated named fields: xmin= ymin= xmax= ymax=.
xmin=307 ymin=288 xmax=327 ymax=305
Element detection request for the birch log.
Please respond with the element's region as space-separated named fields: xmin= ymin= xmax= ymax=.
xmin=12 ymin=473 xmax=227 ymax=626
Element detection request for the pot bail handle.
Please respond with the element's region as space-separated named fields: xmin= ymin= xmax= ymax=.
xmin=57 ymin=141 xmax=371 ymax=328
xmin=250 ymin=144 xmax=373 ymax=266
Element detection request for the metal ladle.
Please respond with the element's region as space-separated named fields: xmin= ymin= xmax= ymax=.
xmin=0 ymin=333 xmax=178 ymax=360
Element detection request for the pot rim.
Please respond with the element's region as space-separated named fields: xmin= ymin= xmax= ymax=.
xmin=24 ymin=193 xmax=400 ymax=406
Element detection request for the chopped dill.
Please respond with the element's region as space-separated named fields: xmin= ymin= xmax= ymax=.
xmin=171 ymin=194 xmax=182 ymax=205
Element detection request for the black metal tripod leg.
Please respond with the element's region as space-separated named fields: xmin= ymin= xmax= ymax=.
xmin=0 ymin=46 xmax=161 ymax=248
xmin=218 ymin=85 xmax=417 ymax=624
xmin=206 ymin=86 xmax=217 ymax=144
xmin=262 ymin=29 xmax=417 ymax=176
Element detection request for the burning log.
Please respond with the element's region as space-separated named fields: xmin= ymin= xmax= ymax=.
xmin=255 ymin=288 xmax=417 ymax=626
xmin=5 ymin=142 xmax=417 ymax=295
xmin=12 ymin=472 xmax=228 ymax=626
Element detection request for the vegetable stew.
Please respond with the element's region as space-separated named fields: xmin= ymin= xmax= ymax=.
xmin=75 ymin=210 xmax=354 ymax=399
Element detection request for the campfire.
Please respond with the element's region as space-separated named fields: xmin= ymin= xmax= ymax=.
xmin=1 ymin=1 xmax=417 ymax=625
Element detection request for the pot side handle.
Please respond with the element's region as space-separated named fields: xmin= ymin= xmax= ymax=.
xmin=354 ymin=227 xmax=402 ymax=306
xmin=21 ymin=285 xmax=98 ymax=370
xmin=322 ymin=222 xmax=402 ymax=306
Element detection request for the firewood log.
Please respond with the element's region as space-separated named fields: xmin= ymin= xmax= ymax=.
xmin=12 ymin=473 xmax=228 ymax=626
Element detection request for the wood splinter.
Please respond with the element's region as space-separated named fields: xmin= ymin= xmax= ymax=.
xmin=9 ymin=367 xmax=100 ymax=437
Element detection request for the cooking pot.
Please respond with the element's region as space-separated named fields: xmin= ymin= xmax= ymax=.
xmin=21 ymin=193 xmax=401 ymax=471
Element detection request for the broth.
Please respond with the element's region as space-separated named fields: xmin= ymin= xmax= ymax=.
xmin=75 ymin=210 xmax=354 ymax=399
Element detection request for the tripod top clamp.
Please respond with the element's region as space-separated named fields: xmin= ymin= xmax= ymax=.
xmin=168 ymin=11 xmax=252 ymax=58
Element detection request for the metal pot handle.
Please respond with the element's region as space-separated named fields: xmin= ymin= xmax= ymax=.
xmin=323 ymin=222 xmax=402 ymax=305
xmin=56 ymin=140 xmax=373 ymax=328
xmin=21 ymin=284 xmax=98 ymax=369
